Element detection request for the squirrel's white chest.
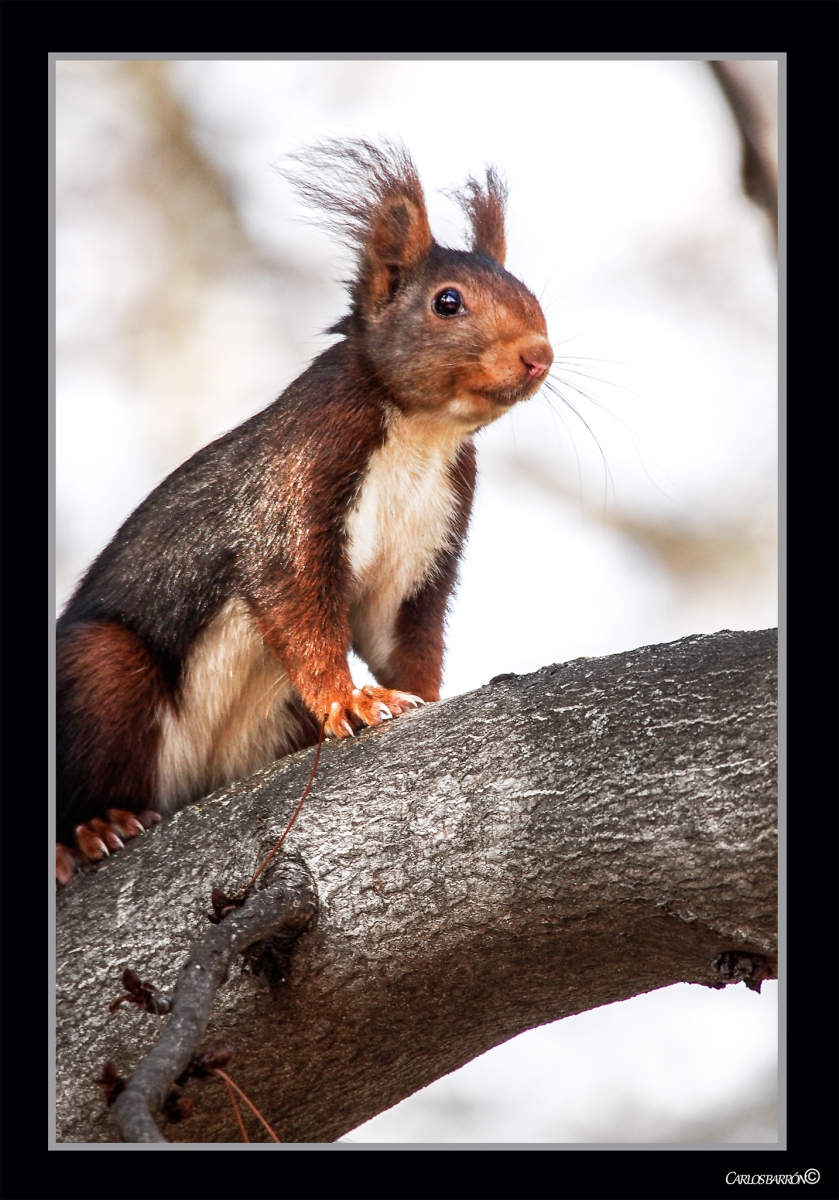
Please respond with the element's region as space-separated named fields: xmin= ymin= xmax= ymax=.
xmin=345 ymin=412 xmax=465 ymax=671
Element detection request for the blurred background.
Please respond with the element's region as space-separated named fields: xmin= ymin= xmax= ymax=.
xmin=54 ymin=58 xmax=779 ymax=1143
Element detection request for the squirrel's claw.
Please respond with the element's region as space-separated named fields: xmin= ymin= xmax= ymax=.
xmin=56 ymin=844 xmax=81 ymax=887
xmin=325 ymin=685 xmax=427 ymax=739
xmin=363 ymin=686 xmax=425 ymax=715
xmin=57 ymin=807 xmax=163 ymax=885
xmin=106 ymin=809 xmax=146 ymax=839
xmin=86 ymin=817 xmax=125 ymax=853
xmin=74 ymin=823 xmax=110 ymax=860
xmin=326 ymin=701 xmax=356 ymax=739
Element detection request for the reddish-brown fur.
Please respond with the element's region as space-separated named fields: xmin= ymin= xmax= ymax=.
xmin=246 ymin=364 xmax=391 ymax=731
xmin=57 ymin=622 xmax=167 ymax=812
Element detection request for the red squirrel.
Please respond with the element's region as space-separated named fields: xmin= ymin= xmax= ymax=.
xmin=55 ymin=140 xmax=553 ymax=885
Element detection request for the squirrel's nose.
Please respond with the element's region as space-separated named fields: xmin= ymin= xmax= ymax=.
xmin=520 ymin=338 xmax=553 ymax=379
xmin=521 ymin=356 xmax=550 ymax=379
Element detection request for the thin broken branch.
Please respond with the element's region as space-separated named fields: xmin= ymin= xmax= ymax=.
xmin=110 ymin=863 xmax=317 ymax=1142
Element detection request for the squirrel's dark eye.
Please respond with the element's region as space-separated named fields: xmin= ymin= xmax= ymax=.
xmin=433 ymin=288 xmax=464 ymax=317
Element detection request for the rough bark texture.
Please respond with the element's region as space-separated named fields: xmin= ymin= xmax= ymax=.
xmin=55 ymin=629 xmax=777 ymax=1144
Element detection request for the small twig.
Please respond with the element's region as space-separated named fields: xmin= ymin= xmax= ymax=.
xmin=219 ymin=1073 xmax=250 ymax=1142
xmin=109 ymin=968 xmax=172 ymax=1015
xmin=248 ymin=720 xmax=326 ymax=891
xmin=94 ymin=1061 xmax=126 ymax=1106
xmin=213 ymin=1068 xmax=279 ymax=1143
xmin=110 ymin=862 xmax=317 ymax=1142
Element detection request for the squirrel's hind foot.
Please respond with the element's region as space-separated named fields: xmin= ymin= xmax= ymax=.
xmin=55 ymin=808 xmax=162 ymax=886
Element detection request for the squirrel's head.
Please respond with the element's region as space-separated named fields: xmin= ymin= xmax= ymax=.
xmin=285 ymin=139 xmax=553 ymax=430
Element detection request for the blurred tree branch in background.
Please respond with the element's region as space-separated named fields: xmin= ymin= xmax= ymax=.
xmin=495 ymin=452 xmax=777 ymax=625
xmin=56 ymin=62 xmax=321 ymax=608
xmin=78 ymin=62 xmax=305 ymax=463
xmin=710 ymin=61 xmax=778 ymax=243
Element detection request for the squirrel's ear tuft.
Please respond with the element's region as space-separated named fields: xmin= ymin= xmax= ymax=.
xmin=281 ymin=138 xmax=433 ymax=310
xmin=453 ymin=166 xmax=508 ymax=265
xmin=365 ymin=192 xmax=432 ymax=305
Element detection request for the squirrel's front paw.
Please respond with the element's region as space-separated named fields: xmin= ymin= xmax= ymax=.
xmin=325 ymin=686 xmax=424 ymax=738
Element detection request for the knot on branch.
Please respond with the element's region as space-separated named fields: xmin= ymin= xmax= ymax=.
xmin=712 ymin=951 xmax=776 ymax=993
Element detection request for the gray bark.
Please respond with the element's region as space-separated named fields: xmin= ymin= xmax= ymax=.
xmin=55 ymin=628 xmax=777 ymax=1144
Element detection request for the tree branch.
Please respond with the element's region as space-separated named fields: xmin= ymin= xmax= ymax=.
xmin=55 ymin=629 xmax=777 ymax=1143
